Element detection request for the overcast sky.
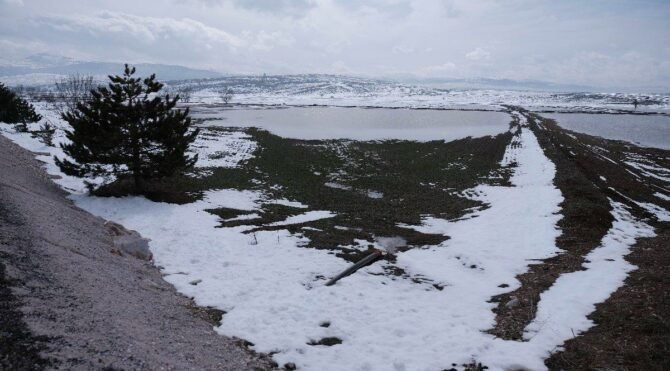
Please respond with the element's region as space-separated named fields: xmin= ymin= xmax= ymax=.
xmin=1 ymin=0 xmax=669 ymax=88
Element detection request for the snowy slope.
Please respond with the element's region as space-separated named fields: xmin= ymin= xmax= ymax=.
xmin=173 ymin=75 xmax=670 ymax=113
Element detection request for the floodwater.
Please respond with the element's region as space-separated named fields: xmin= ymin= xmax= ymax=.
xmin=541 ymin=113 xmax=670 ymax=150
xmin=189 ymin=105 xmax=512 ymax=141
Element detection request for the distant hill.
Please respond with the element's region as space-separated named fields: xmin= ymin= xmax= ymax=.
xmin=0 ymin=56 xmax=223 ymax=85
xmin=395 ymin=77 xmax=594 ymax=93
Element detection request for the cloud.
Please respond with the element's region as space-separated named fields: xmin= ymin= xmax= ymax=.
xmin=233 ymin=0 xmax=315 ymax=15
xmin=420 ymin=62 xmax=457 ymax=76
xmin=392 ymin=45 xmax=415 ymax=54
xmin=37 ymin=11 xmax=243 ymax=47
xmin=2 ymin=0 xmax=23 ymax=5
xmin=441 ymin=0 xmax=461 ymax=18
xmin=0 ymin=0 xmax=668 ymax=88
xmin=31 ymin=11 xmax=297 ymax=54
xmin=465 ymin=47 xmax=490 ymax=61
xmin=332 ymin=0 xmax=413 ymax=18
xmin=194 ymin=0 xmax=316 ymax=17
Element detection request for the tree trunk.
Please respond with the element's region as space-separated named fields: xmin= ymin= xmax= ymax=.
xmin=129 ymin=98 xmax=142 ymax=194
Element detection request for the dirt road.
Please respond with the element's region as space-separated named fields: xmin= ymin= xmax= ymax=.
xmin=0 ymin=135 xmax=273 ymax=370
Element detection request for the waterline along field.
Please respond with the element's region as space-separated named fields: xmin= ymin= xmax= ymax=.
xmin=2 ymin=75 xmax=669 ymax=370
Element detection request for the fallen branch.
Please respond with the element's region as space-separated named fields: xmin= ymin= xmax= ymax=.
xmin=325 ymin=249 xmax=383 ymax=286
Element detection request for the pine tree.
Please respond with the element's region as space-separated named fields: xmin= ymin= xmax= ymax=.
xmin=0 ymin=83 xmax=42 ymax=129
xmin=55 ymin=65 xmax=199 ymax=193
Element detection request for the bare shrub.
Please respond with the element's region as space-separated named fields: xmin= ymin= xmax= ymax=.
xmin=217 ymin=87 xmax=234 ymax=104
xmin=175 ymin=85 xmax=194 ymax=103
xmin=53 ymin=74 xmax=95 ymax=114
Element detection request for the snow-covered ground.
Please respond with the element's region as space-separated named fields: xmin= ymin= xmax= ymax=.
xmin=6 ymin=73 xmax=669 ymax=113
xmin=0 ymin=103 xmax=664 ymax=370
xmin=180 ymin=75 xmax=670 ymax=113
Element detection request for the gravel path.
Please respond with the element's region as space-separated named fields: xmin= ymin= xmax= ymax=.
xmin=0 ymin=135 xmax=274 ymax=371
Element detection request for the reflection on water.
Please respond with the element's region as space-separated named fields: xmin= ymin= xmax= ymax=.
xmin=541 ymin=113 xmax=670 ymax=150
xmin=190 ymin=106 xmax=512 ymax=141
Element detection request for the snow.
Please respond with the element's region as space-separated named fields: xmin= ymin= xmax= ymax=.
xmin=489 ymin=201 xmax=656 ymax=370
xmin=77 ymin=110 xmax=569 ymax=371
xmin=190 ymin=129 xmax=256 ymax=168
xmin=5 ymin=73 xmax=669 ymax=113
xmin=366 ymin=190 xmax=384 ymax=199
xmin=655 ymin=192 xmax=670 ymax=201
xmin=269 ymin=199 xmax=310 ymax=209
xmin=1 ymin=104 xmax=662 ymax=371
xmin=0 ymin=73 xmax=66 ymax=86
xmin=607 ymin=187 xmax=670 ymax=222
xmin=324 ymin=181 xmax=352 ymax=190
xmin=624 ymin=159 xmax=670 ymax=183
xmin=635 ymin=202 xmax=670 ymax=221
xmin=176 ymin=75 xmax=670 ymax=114
xmin=267 ymin=210 xmax=336 ymax=227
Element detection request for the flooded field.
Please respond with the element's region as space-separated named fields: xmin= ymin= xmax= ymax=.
xmin=540 ymin=112 xmax=670 ymax=149
xmin=189 ymin=105 xmax=512 ymax=141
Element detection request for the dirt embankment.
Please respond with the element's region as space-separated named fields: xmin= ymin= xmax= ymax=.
xmin=0 ymin=135 xmax=274 ymax=370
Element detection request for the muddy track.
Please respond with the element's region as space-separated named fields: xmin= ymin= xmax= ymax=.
xmin=488 ymin=109 xmax=614 ymax=340
xmin=487 ymin=108 xmax=670 ymax=369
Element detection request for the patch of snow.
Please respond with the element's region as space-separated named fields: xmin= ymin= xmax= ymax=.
xmin=607 ymin=187 xmax=670 ymax=222
xmin=267 ymin=210 xmax=336 ymax=227
xmin=223 ymin=213 xmax=261 ymax=222
xmin=268 ymin=199 xmax=309 ymax=209
xmin=655 ymin=192 xmax=670 ymax=201
xmin=624 ymin=160 xmax=670 ymax=183
xmin=635 ymin=202 xmax=670 ymax=221
xmin=366 ymin=190 xmax=383 ymax=199
xmin=599 ymin=154 xmax=618 ymax=164
xmin=324 ymin=181 xmax=352 ymax=191
xmin=191 ymin=129 xmax=256 ymax=168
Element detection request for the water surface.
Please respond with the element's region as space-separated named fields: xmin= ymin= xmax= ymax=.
xmin=541 ymin=113 xmax=670 ymax=150
xmin=190 ymin=106 xmax=512 ymax=141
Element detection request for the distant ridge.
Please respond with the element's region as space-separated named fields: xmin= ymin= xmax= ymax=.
xmin=0 ymin=55 xmax=223 ymax=84
xmin=394 ymin=76 xmax=594 ymax=93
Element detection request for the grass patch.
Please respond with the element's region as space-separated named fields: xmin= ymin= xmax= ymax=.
xmin=200 ymin=127 xmax=513 ymax=261
xmin=97 ymin=122 xmax=514 ymax=262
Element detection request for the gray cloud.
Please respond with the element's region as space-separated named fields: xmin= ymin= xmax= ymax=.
xmin=194 ymin=0 xmax=316 ymax=17
xmin=332 ymin=0 xmax=413 ymax=18
xmin=0 ymin=0 xmax=669 ymax=89
xmin=465 ymin=48 xmax=490 ymax=61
